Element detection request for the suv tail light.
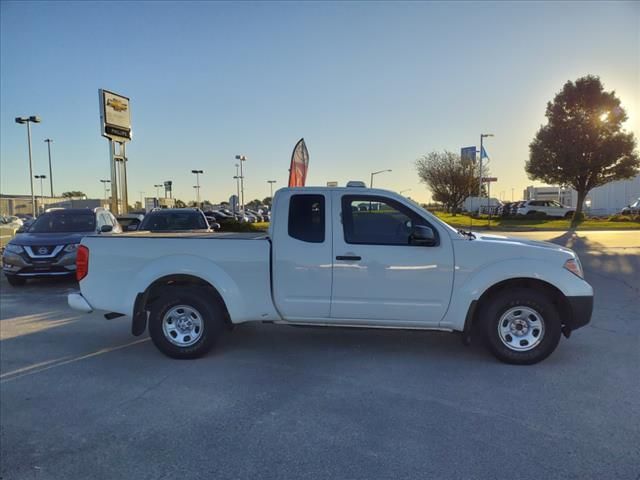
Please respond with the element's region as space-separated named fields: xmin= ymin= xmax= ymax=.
xmin=76 ymin=245 xmax=89 ymax=281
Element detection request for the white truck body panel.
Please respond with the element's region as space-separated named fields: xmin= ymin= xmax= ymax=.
xmin=79 ymin=235 xmax=280 ymax=323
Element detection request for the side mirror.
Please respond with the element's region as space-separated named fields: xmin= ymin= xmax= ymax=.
xmin=409 ymin=225 xmax=437 ymax=246
xmin=100 ymin=225 xmax=113 ymax=233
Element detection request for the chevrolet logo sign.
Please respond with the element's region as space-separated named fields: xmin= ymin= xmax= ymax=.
xmin=107 ymin=98 xmax=128 ymax=112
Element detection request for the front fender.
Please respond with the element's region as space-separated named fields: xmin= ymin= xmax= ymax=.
xmin=439 ymin=258 xmax=593 ymax=331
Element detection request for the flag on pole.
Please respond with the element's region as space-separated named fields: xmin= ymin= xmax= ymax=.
xmin=481 ymin=146 xmax=490 ymax=159
xmin=288 ymin=138 xmax=309 ymax=187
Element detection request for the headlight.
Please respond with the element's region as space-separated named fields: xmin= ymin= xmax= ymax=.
xmin=564 ymin=258 xmax=584 ymax=279
xmin=4 ymin=244 xmax=24 ymax=254
xmin=64 ymin=244 xmax=80 ymax=253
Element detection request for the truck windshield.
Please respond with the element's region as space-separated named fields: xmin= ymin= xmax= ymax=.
xmin=28 ymin=213 xmax=96 ymax=233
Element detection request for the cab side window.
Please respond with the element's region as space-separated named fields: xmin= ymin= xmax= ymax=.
xmin=341 ymin=195 xmax=432 ymax=246
xmin=288 ymin=194 xmax=325 ymax=243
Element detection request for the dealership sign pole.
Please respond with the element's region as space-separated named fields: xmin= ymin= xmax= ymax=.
xmin=99 ymin=89 xmax=132 ymax=214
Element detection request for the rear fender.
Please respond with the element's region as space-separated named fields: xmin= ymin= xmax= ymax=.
xmin=125 ymin=255 xmax=244 ymax=323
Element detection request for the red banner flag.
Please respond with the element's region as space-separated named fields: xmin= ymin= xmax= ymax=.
xmin=288 ymin=138 xmax=309 ymax=187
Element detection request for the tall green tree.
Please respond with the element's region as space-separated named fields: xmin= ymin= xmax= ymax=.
xmin=526 ymin=75 xmax=639 ymax=227
xmin=415 ymin=150 xmax=482 ymax=214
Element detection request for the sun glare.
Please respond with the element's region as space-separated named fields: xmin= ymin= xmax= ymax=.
xmin=599 ymin=112 xmax=609 ymax=122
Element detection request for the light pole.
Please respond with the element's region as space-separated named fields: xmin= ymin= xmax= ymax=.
xmin=479 ymin=133 xmax=494 ymax=198
xmin=139 ymin=191 xmax=145 ymax=209
xmin=267 ymin=180 xmax=277 ymax=199
xmin=399 ymin=188 xmax=412 ymax=196
xmin=35 ymin=175 xmax=46 ymax=213
xmin=44 ymin=139 xmax=54 ymax=197
xmin=235 ymin=155 xmax=247 ymax=211
xmin=100 ymin=179 xmax=111 ymax=202
xmin=233 ymin=163 xmax=241 ymax=214
xmin=191 ymin=170 xmax=203 ymax=207
xmin=370 ymin=169 xmax=392 ymax=188
xmin=15 ymin=115 xmax=41 ymax=217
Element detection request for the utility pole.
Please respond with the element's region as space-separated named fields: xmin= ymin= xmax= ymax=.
xmin=44 ymin=139 xmax=54 ymax=197
xmin=35 ymin=175 xmax=46 ymax=213
xmin=191 ymin=170 xmax=203 ymax=208
xmin=235 ymin=155 xmax=247 ymax=211
xmin=479 ymin=133 xmax=494 ymax=214
xmin=15 ymin=116 xmax=41 ymax=217
xmin=100 ymin=179 xmax=111 ymax=203
xmin=267 ymin=180 xmax=277 ymax=199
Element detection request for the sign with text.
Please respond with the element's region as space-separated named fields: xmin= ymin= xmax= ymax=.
xmin=461 ymin=146 xmax=476 ymax=163
xmin=99 ymin=89 xmax=132 ymax=141
xmin=482 ymin=177 xmax=498 ymax=182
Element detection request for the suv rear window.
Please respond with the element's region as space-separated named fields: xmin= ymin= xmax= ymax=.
xmin=288 ymin=195 xmax=325 ymax=243
xmin=140 ymin=211 xmax=207 ymax=231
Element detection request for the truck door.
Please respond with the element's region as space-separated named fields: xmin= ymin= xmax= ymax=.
xmin=272 ymin=192 xmax=333 ymax=319
xmin=330 ymin=192 xmax=454 ymax=326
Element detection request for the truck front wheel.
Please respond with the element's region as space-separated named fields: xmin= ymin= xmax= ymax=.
xmin=481 ymin=288 xmax=562 ymax=365
xmin=148 ymin=288 xmax=225 ymax=359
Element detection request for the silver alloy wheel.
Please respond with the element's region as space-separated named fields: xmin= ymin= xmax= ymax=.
xmin=162 ymin=305 xmax=204 ymax=347
xmin=498 ymin=306 xmax=545 ymax=352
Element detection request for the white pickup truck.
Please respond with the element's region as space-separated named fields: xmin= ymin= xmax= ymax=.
xmin=68 ymin=183 xmax=593 ymax=364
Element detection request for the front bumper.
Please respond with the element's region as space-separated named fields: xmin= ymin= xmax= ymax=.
xmin=2 ymin=250 xmax=76 ymax=277
xmin=564 ymin=295 xmax=593 ymax=333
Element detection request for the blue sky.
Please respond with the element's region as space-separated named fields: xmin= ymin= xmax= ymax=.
xmin=1 ymin=1 xmax=638 ymax=204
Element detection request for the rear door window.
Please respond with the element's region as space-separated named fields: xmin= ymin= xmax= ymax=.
xmin=288 ymin=194 xmax=325 ymax=243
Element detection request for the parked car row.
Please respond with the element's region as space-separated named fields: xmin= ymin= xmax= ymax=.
xmin=2 ymin=205 xmax=270 ymax=286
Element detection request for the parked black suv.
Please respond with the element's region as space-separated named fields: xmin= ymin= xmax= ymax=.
xmin=2 ymin=208 xmax=121 ymax=286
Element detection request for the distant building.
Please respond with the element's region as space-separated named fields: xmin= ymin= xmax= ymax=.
xmin=523 ymin=174 xmax=640 ymax=214
xmin=0 ymin=194 xmax=107 ymax=215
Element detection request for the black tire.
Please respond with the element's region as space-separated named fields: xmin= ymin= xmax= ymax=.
xmin=526 ymin=210 xmax=537 ymax=216
xmin=564 ymin=211 xmax=574 ymax=218
xmin=481 ymin=288 xmax=562 ymax=365
xmin=6 ymin=275 xmax=27 ymax=287
xmin=148 ymin=287 xmax=225 ymax=359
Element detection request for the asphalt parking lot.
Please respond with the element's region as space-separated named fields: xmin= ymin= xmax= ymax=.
xmin=1 ymin=230 xmax=638 ymax=480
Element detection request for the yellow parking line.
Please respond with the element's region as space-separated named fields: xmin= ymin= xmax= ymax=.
xmin=0 ymin=338 xmax=150 ymax=383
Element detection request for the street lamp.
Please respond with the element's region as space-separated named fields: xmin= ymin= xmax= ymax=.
xmin=399 ymin=188 xmax=411 ymax=195
xmin=232 ymin=163 xmax=242 ymax=214
xmin=100 ymin=179 xmax=111 ymax=201
xmin=235 ymin=155 xmax=247 ymax=211
xmin=191 ymin=170 xmax=203 ymax=207
xmin=34 ymin=175 xmax=46 ymax=213
xmin=44 ymin=139 xmax=54 ymax=197
xmin=267 ymin=180 xmax=277 ymax=198
xmin=15 ymin=115 xmax=41 ymax=217
xmin=370 ymin=169 xmax=392 ymax=188
xmin=479 ymin=133 xmax=494 ymax=198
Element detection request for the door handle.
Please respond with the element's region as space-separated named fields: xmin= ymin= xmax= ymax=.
xmin=336 ymin=255 xmax=361 ymax=261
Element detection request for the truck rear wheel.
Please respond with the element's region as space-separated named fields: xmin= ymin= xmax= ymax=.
xmin=481 ymin=288 xmax=562 ymax=365
xmin=148 ymin=287 xmax=225 ymax=359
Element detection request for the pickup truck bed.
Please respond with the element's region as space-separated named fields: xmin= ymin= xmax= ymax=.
xmin=77 ymin=233 xmax=280 ymax=324
xmin=116 ymin=231 xmax=268 ymax=239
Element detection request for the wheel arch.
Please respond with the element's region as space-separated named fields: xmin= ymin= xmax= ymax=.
xmin=465 ymin=277 xmax=572 ymax=340
xmin=132 ymin=274 xmax=231 ymax=336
